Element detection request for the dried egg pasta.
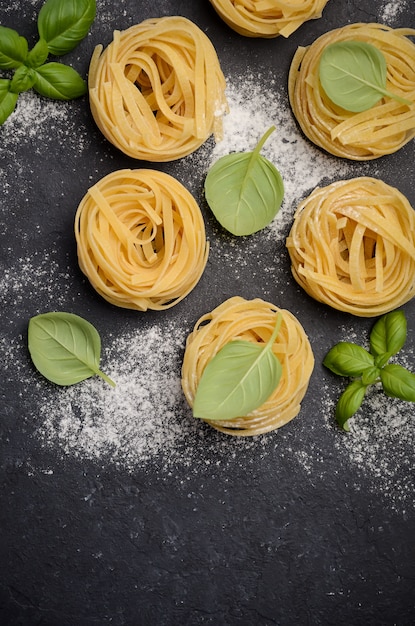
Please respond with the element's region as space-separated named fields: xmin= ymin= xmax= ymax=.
xmin=75 ymin=169 xmax=209 ymax=311
xmin=181 ymin=296 xmax=314 ymax=436
xmin=210 ymin=0 xmax=329 ymax=38
xmin=88 ymin=16 xmax=227 ymax=161
xmin=286 ymin=177 xmax=415 ymax=316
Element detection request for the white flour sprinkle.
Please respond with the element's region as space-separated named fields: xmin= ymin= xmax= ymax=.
xmin=0 ymin=90 xmax=91 ymax=156
xmin=34 ymin=323 xmax=276 ymax=472
xmin=208 ymin=74 xmax=369 ymax=239
xmin=321 ymin=324 xmax=415 ymax=511
xmin=1 ymin=66 xmax=413 ymax=510
xmin=380 ymin=0 xmax=409 ymax=23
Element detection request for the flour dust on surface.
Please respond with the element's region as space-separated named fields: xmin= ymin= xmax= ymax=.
xmin=1 ymin=64 xmax=413 ymax=513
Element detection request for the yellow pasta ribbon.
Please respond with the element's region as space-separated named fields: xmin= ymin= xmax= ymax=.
xmin=209 ymin=0 xmax=329 ymax=38
xmin=74 ymin=169 xmax=209 ymax=311
xmin=286 ymin=177 xmax=415 ymax=316
xmin=88 ymin=16 xmax=227 ymax=161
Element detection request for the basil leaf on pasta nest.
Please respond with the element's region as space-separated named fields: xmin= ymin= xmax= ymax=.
xmin=319 ymin=41 xmax=412 ymax=113
xmin=204 ymin=126 xmax=284 ymax=236
xmin=38 ymin=0 xmax=96 ymax=56
xmin=192 ymin=313 xmax=282 ymax=421
xmin=33 ymin=62 xmax=86 ymax=99
xmin=28 ymin=312 xmax=115 ymax=387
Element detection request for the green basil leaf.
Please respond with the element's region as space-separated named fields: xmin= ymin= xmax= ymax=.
xmin=38 ymin=0 xmax=96 ymax=55
xmin=370 ymin=310 xmax=407 ymax=358
xmin=323 ymin=342 xmax=374 ymax=377
xmin=380 ymin=364 xmax=415 ymax=402
xmin=335 ymin=380 xmax=367 ymax=431
xmin=33 ymin=62 xmax=86 ymax=99
xmin=193 ymin=313 xmax=283 ymax=420
xmin=9 ymin=65 xmax=36 ymax=94
xmin=26 ymin=38 xmax=49 ymax=68
xmin=0 ymin=26 xmax=28 ymax=69
xmin=204 ymin=126 xmax=284 ymax=236
xmin=28 ymin=312 xmax=115 ymax=387
xmin=361 ymin=366 xmax=381 ymax=386
xmin=319 ymin=41 xmax=412 ymax=113
xmin=0 ymin=80 xmax=18 ymax=124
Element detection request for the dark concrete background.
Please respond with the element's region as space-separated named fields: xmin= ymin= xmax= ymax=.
xmin=1 ymin=1 xmax=414 ymax=624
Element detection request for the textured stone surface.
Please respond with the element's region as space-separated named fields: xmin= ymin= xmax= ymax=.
xmin=1 ymin=1 xmax=414 ymax=624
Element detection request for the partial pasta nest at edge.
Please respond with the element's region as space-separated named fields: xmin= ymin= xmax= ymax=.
xmin=209 ymin=0 xmax=330 ymax=38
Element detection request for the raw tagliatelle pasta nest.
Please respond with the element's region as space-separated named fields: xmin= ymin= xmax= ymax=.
xmin=209 ymin=0 xmax=330 ymax=38
xmin=74 ymin=169 xmax=209 ymax=311
xmin=288 ymin=23 xmax=415 ymax=159
xmin=286 ymin=177 xmax=415 ymax=316
xmin=88 ymin=16 xmax=228 ymax=161
xmin=181 ymin=296 xmax=314 ymax=436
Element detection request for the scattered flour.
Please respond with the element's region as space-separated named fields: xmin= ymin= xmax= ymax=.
xmin=379 ymin=0 xmax=409 ymax=24
xmin=320 ymin=324 xmax=415 ymax=511
xmin=1 ymin=90 xmax=91 ymax=156
xmin=1 ymin=39 xmax=414 ymax=511
xmin=208 ymin=74 xmax=371 ymax=239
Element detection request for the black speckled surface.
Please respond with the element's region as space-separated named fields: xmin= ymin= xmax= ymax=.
xmin=1 ymin=1 xmax=415 ymax=625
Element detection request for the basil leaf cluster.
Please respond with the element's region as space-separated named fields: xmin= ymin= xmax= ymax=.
xmin=0 ymin=0 xmax=96 ymax=124
xmin=323 ymin=310 xmax=415 ymax=431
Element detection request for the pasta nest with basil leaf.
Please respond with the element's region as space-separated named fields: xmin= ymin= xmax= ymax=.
xmin=88 ymin=16 xmax=227 ymax=161
xmin=286 ymin=177 xmax=415 ymax=316
xmin=75 ymin=169 xmax=209 ymax=311
xmin=181 ymin=296 xmax=314 ymax=436
xmin=209 ymin=0 xmax=330 ymax=38
xmin=288 ymin=23 xmax=415 ymax=159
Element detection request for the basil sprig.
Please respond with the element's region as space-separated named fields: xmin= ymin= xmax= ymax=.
xmin=204 ymin=126 xmax=284 ymax=236
xmin=324 ymin=311 xmax=415 ymax=431
xmin=319 ymin=41 xmax=412 ymax=113
xmin=28 ymin=312 xmax=115 ymax=387
xmin=193 ymin=313 xmax=283 ymax=421
xmin=0 ymin=0 xmax=96 ymax=124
